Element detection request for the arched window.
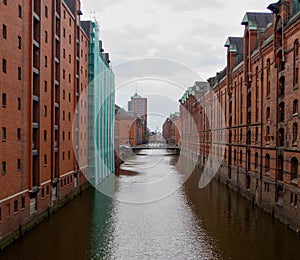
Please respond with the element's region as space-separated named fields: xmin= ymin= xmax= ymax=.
xmin=265 ymin=153 xmax=270 ymax=173
xmin=278 ymin=128 xmax=284 ymax=147
xmin=291 ymin=157 xmax=298 ymax=180
xmin=293 ymin=99 xmax=298 ymax=114
xmin=277 ymin=155 xmax=284 ymax=181
xmin=278 ymin=102 xmax=285 ymax=122
xmin=279 ymin=76 xmax=285 ymax=97
xmin=293 ymin=123 xmax=298 ymax=144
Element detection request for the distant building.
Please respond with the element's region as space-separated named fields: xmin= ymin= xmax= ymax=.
xmin=116 ymin=107 xmax=144 ymax=147
xmin=162 ymin=113 xmax=181 ymax=146
xmin=128 ymin=92 xmax=147 ymax=142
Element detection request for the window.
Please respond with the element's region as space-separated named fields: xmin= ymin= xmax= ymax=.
xmin=68 ymin=151 xmax=70 ymax=160
xmin=293 ymin=123 xmax=298 ymax=144
xmin=255 ymin=153 xmax=259 ymax=170
xmin=62 ymin=131 xmax=65 ymax=140
xmin=44 ymin=105 xmax=47 ymax=117
xmin=17 ymin=98 xmax=21 ymax=110
xmin=2 ymin=161 xmax=6 ymax=174
xmin=17 ymin=128 xmax=21 ymax=140
xmin=63 ymin=111 xmax=65 ymax=120
xmin=68 ymin=112 xmax=71 ymax=121
xmin=266 ymin=107 xmax=270 ymax=120
xmin=63 ymin=69 xmax=65 ymax=79
xmin=3 ymin=0 xmax=7 ymax=5
xmin=62 ymin=152 xmax=65 ymax=160
xmin=246 ymin=130 xmax=251 ymax=145
xmin=68 ymin=131 xmax=71 ymax=140
xmin=44 ymin=56 xmax=47 ymax=67
xmin=2 ymin=127 xmax=6 ymax=141
xmin=279 ymin=102 xmax=285 ymax=122
xmin=44 ymin=155 xmax=47 ymax=165
xmin=294 ymin=40 xmax=299 ymax=87
xmin=69 ymin=35 xmax=71 ymax=44
xmin=63 ymin=49 xmax=65 ymax=58
xmin=69 ymin=18 xmax=71 ymax=26
xmin=293 ymin=99 xmax=298 ymax=114
xmin=255 ymin=127 xmax=258 ymax=142
xmin=266 ymin=59 xmax=271 ymax=97
xmin=21 ymin=197 xmax=25 ymax=209
xmin=69 ymin=54 xmax=71 ymax=63
xmin=45 ymin=31 xmax=48 ymax=43
xmin=68 ymin=93 xmax=71 ymax=102
xmin=44 ymin=130 xmax=47 ymax=141
xmin=18 ymin=5 xmax=22 ymax=18
xmin=46 ymin=186 xmax=49 ymax=195
xmin=291 ymin=157 xmax=298 ymax=181
xmin=2 ymin=59 xmax=7 ymax=73
xmin=42 ymin=188 xmax=45 ymax=198
xmin=63 ymin=28 xmax=66 ymax=38
xmin=265 ymin=154 xmax=270 ymax=173
xmin=44 ymin=81 xmax=47 ymax=92
xmin=278 ymin=128 xmax=284 ymax=147
xmin=17 ymin=159 xmax=21 ymax=171
xmin=18 ymin=67 xmax=21 ymax=80
xmin=14 ymin=200 xmax=18 ymax=213
xmin=18 ymin=36 xmax=22 ymax=49
xmin=2 ymin=93 xmax=6 ymax=107
xmin=277 ymin=155 xmax=284 ymax=181
xmin=63 ymin=90 xmax=65 ymax=99
xmin=2 ymin=24 xmax=7 ymax=39
xmin=45 ymin=5 xmax=48 ymax=18
xmin=69 ymin=74 xmax=71 ymax=83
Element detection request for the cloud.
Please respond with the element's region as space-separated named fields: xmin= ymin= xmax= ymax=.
xmin=152 ymin=0 xmax=225 ymax=12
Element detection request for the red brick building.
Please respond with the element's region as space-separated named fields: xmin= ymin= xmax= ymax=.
xmin=0 ymin=0 xmax=99 ymax=245
xmin=115 ymin=107 xmax=144 ymax=147
xmin=162 ymin=113 xmax=181 ymax=146
xmin=180 ymin=1 xmax=300 ymax=232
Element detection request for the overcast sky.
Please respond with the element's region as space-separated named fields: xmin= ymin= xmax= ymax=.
xmin=82 ymin=0 xmax=275 ymax=131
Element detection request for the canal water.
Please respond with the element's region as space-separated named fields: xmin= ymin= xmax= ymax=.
xmin=1 ymin=149 xmax=299 ymax=259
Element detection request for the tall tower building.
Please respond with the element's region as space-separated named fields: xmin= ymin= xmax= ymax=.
xmin=128 ymin=92 xmax=147 ymax=128
xmin=128 ymin=92 xmax=147 ymax=142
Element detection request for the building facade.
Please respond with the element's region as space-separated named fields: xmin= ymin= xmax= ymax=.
xmin=0 ymin=0 xmax=114 ymax=246
xmin=180 ymin=1 xmax=300 ymax=232
xmin=81 ymin=20 xmax=115 ymax=187
xmin=115 ymin=107 xmax=144 ymax=147
xmin=162 ymin=113 xmax=181 ymax=146
xmin=128 ymin=92 xmax=147 ymax=142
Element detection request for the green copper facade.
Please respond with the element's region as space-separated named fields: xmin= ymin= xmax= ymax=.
xmin=86 ymin=20 xmax=115 ymax=186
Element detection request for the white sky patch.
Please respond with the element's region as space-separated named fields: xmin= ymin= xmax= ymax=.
xmin=82 ymin=0 xmax=275 ymax=131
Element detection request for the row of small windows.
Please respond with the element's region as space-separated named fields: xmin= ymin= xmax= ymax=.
xmin=2 ymin=94 xmax=22 ymax=109
xmin=61 ymin=175 xmax=73 ymax=188
xmin=2 ymin=1 xmax=22 ymax=17
xmin=0 ymin=197 xmax=25 ymax=221
xmin=62 ymin=151 xmax=72 ymax=161
xmin=2 ymin=127 xmax=21 ymax=141
xmin=2 ymin=25 xmax=22 ymax=49
xmin=265 ymin=100 xmax=298 ymax=121
xmin=2 ymin=59 xmax=22 ymax=79
xmin=1 ymin=159 xmax=22 ymax=174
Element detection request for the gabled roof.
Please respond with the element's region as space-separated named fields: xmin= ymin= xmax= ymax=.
xmin=224 ymin=37 xmax=244 ymax=54
xmin=241 ymin=12 xmax=273 ymax=30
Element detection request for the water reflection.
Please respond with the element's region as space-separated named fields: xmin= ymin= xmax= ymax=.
xmin=1 ymin=149 xmax=299 ymax=260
